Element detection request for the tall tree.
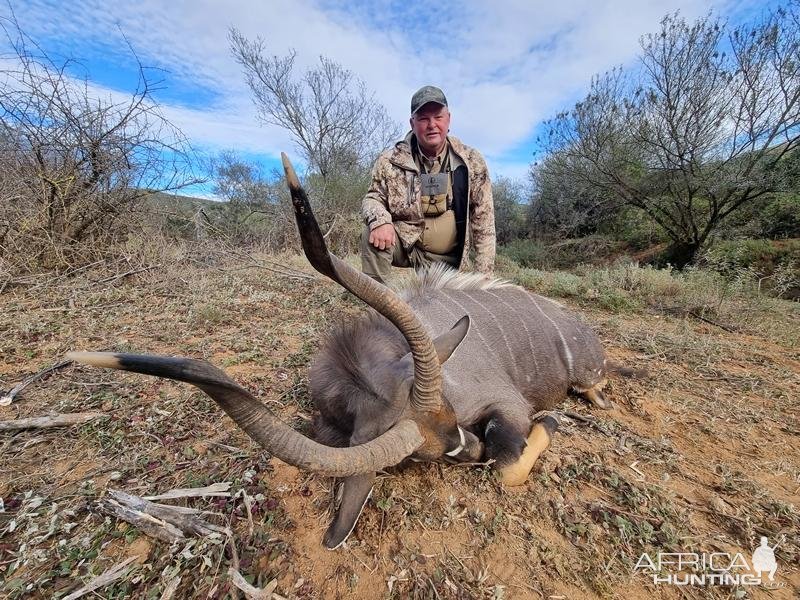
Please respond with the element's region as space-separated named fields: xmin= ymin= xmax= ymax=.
xmin=492 ymin=176 xmax=526 ymax=244
xmin=229 ymin=30 xmax=400 ymax=181
xmin=540 ymin=4 xmax=800 ymax=267
xmin=229 ymin=30 xmax=400 ymax=248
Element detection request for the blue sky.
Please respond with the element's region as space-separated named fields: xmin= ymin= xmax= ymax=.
xmin=1 ymin=0 xmax=781 ymax=198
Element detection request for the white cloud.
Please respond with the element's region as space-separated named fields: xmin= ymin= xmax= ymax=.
xmin=157 ymin=97 xmax=292 ymax=157
xmin=5 ymin=0 xmax=747 ymax=178
xmin=491 ymin=159 xmax=533 ymax=185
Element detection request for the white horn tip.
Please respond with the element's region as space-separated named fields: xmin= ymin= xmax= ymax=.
xmin=67 ymin=351 xmax=122 ymax=369
xmin=281 ymin=152 xmax=301 ymax=191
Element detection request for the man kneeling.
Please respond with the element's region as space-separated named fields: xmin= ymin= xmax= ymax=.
xmin=361 ymin=85 xmax=496 ymax=283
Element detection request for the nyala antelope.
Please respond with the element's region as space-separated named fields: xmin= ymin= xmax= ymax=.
xmin=70 ymin=154 xmax=638 ymax=548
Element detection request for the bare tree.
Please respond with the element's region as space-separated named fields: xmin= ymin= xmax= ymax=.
xmin=0 ymin=16 xmax=199 ymax=274
xmin=540 ymin=4 xmax=800 ymax=267
xmin=229 ymin=30 xmax=400 ymax=250
xmin=229 ymin=29 xmax=400 ymax=181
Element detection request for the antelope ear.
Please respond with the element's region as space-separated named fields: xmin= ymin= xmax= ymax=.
xmin=433 ymin=315 xmax=470 ymax=365
xmin=323 ymin=472 xmax=375 ymax=549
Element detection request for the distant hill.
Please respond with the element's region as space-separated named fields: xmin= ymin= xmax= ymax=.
xmin=143 ymin=191 xmax=221 ymax=213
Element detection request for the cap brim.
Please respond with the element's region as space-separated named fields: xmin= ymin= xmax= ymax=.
xmin=412 ymin=100 xmax=447 ymax=115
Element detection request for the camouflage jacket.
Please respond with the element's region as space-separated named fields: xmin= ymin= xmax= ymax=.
xmin=362 ymin=133 xmax=496 ymax=274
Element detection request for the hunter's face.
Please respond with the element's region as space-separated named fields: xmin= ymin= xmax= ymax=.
xmin=411 ymin=103 xmax=450 ymax=156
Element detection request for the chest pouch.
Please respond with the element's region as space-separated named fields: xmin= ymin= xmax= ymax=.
xmin=420 ymin=172 xmax=450 ymax=216
xmin=422 ymin=210 xmax=457 ymax=254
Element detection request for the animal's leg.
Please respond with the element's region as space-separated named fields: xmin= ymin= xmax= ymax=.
xmin=323 ymin=472 xmax=375 ymax=549
xmin=500 ymin=415 xmax=559 ymax=486
xmin=578 ymin=379 xmax=613 ymax=410
xmin=484 ymin=410 xmax=529 ymax=471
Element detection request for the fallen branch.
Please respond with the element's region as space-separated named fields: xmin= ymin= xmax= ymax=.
xmin=97 ymin=497 xmax=185 ymax=544
xmin=1 ymin=359 xmax=72 ymax=406
xmin=95 ymin=265 xmax=160 ymax=284
xmin=96 ymin=489 xmax=230 ymax=544
xmin=560 ymin=410 xmax=614 ymax=437
xmin=144 ymin=482 xmax=231 ymax=501
xmin=443 ymin=458 xmax=496 ymax=468
xmin=560 ymin=410 xmax=595 ymax=425
xmin=62 ymin=556 xmax=137 ymax=600
xmin=0 ymin=412 xmax=108 ymax=431
xmin=660 ymin=305 xmax=736 ymax=333
xmin=228 ymin=569 xmax=286 ymax=600
xmin=688 ymin=311 xmax=736 ymax=333
xmin=112 ymin=489 xmax=228 ymax=536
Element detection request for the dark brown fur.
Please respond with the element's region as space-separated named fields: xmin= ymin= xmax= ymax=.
xmin=311 ymin=313 xmax=412 ymax=449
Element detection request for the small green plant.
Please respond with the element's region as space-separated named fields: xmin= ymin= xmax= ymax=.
xmin=596 ymin=288 xmax=638 ymax=312
xmin=192 ymin=303 xmax=227 ymax=325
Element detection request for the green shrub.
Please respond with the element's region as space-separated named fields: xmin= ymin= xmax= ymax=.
xmin=550 ymin=272 xmax=583 ymax=297
xmin=499 ymin=236 xmax=623 ymax=270
xmin=760 ymin=195 xmax=800 ymax=238
xmin=498 ymin=255 xmax=798 ymax=342
xmin=509 ymin=267 xmax=548 ymax=291
xmin=598 ymin=206 xmax=669 ymax=250
xmin=499 ymin=239 xmax=548 ymax=268
xmin=596 ymin=288 xmax=639 ymax=312
xmin=703 ymin=239 xmax=781 ymax=272
xmin=700 ymin=239 xmax=799 ymax=298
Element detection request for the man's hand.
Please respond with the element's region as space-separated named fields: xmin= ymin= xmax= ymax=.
xmin=369 ymin=223 xmax=395 ymax=250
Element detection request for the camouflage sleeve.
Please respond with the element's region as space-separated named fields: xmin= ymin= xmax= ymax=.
xmin=469 ymin=153 xmax=496 ymax=274
xmin=361 ymin=156 xmax=393 ymax=231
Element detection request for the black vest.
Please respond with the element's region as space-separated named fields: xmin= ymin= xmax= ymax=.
xmin=451 ymin=165 xmax=468 ymax=259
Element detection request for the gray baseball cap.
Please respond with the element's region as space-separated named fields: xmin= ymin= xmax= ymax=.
xmin=411 ymin=85 xmax=448 ymax=115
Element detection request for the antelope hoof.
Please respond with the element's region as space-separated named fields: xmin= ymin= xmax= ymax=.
xmin=500 ymin=415 xmax=559 ymax=486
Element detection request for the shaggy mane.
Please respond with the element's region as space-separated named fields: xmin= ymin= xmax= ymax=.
xmin=312 ymin=312 xmax=406 ymax=398
xmin=400 ymin=262 xmax=515 ymax=300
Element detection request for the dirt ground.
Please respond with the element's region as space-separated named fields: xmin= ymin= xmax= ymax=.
xmin=1 ymin=253 xmax=798 ymax=599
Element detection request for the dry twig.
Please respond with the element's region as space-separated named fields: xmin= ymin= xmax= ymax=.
xmin=159 ymin=575 xmax=182 ymax=600
xmin=95 ymin=265 xmax=160 ymax=284
xmin=143 ymin=482 xmax=232 ymax=501
xmin=688 ymin=310 xmax=736 ymax=333
xmin=61 ymin=556 xmax=138 ymax=600
xmin=1 ymin=359 xmax=72 ymax=406
xmin=97 ymin=489 xmax=229 ymax=543
xmin=0 ymin=412 xmax=108 ymax=430
xmin=97 ymin=497 xmax=185 ymax=544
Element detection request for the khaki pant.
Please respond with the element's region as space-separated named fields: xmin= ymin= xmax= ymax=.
xmin=360 ymin=225 xmax=459 ymax=284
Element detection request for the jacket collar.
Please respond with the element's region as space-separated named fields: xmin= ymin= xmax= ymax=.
xmin=389 ymin=132 xmax=468 ymax=172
